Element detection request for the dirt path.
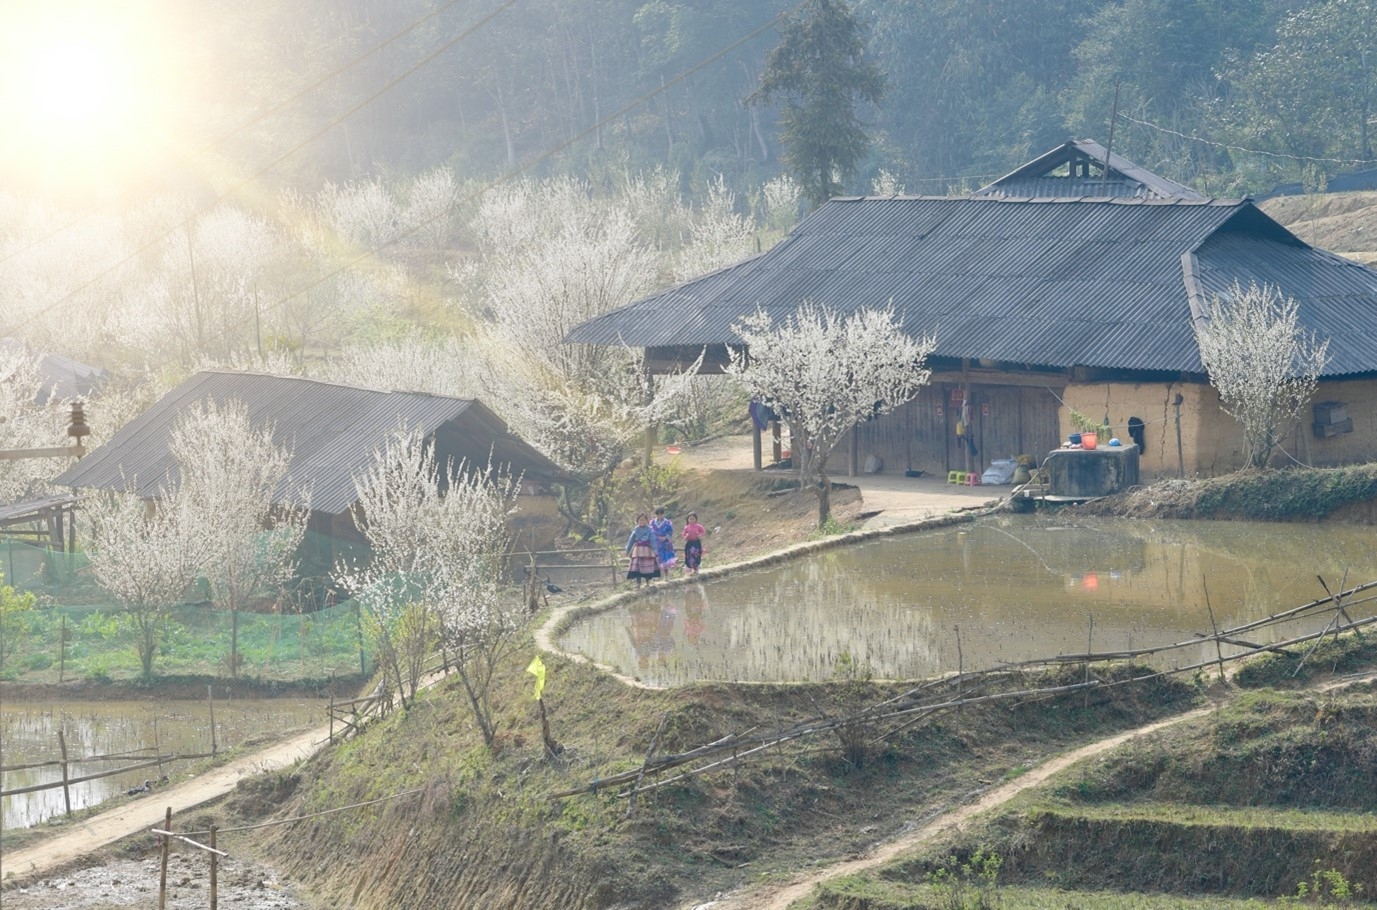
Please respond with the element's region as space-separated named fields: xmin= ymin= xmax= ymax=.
xmin=694 ymin=707 xmax=1212 ymax=910
xmin=1 ymin=725 xmax=325 ymax=884
xmin=699 ymin=668 xmax=1377 ymax=910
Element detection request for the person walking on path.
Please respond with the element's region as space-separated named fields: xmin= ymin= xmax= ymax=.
xmin=650 ymin=507 xmax=676 ymax=571
xmin=682 ymin=512 xmax=706 ymax=574
xmin=626 ymin=513 xmax=660 ymax=586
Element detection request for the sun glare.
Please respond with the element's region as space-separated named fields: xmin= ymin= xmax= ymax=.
xmin=0 ymin=4 xmax=189 ymax=200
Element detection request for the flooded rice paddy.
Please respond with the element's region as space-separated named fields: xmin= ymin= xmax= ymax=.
xmin=1 ymin=697 xmax=327 ymax=830
xmin=559 ymin=515 xmax=1377 ymax=688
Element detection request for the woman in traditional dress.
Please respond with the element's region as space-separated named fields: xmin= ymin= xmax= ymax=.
xmin=650 ymin=507 xmax=676 ymax=570
xmin=681 ymin=511 xmax=705 ymax=574
xmin=625 ymin=513 xmax=660 ymax=586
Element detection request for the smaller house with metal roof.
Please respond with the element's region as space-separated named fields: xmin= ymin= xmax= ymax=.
xmin=568 ymin=141 xmax=1377 ymax=479
xmin=53 ymin=371 xmax=568 ymax=561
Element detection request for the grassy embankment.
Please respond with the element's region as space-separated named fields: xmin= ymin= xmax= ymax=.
xmin=802 ymin=637 xmax=1377 ymax=910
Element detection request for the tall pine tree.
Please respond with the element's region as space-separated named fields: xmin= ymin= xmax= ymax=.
xmin=748 ymin=0 xmax=885 ymax=208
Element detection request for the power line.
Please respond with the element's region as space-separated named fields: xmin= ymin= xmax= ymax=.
xmin=151 ymin=3 xmax=803 ymax=359
xmin=7 ymin=0 xmax=798 ymax=371
xmin=1120 ymin=114 xmax=1374 ymax=168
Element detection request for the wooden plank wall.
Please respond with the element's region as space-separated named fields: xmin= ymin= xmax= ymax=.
xmin=849 ymin=383 xmax=1063 ymax=477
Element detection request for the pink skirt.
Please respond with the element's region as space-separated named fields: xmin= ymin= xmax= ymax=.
xmin=627 ymin=542 xmax=660 ymax=580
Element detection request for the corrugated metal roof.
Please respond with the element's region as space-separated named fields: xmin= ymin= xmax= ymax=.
xmin=975 ymin=140 xmax=1208 ymax=201
xmin=53 ymin=372 xmax=566 ymax=516
xmin=569 ymin=192 xmax=1377 ymax=378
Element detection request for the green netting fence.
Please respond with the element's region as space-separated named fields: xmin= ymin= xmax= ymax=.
xmin=2 ymin=536 xmax=372 ymax=685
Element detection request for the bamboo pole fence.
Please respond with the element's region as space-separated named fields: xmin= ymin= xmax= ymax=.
xmin=549 ymin=576 xmax=1377 ymax=807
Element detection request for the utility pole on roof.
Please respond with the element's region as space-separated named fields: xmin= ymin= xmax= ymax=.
xmin=1101 ymin=77 xmax=1121 ymax=196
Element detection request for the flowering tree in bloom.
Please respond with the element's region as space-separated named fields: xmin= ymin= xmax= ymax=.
xmin=0 ymin=345 xmax=68 ymax=503
xmin=169 ymin=399 xmax=309 ymax=676
xmin=318 ymin=331 xmax=480 ymax=399
xmin=460 ymin=177 xmax=704 ymax=533
xmin=1193 ymin=281 xmax=1329 ymax=469
xmin=83 ymin=486 xmax=204 ymax=680
xmin=336 ymin=429 xmax=520 ymax=745
xmin=726 ymin=303 xmax=936 ymax=526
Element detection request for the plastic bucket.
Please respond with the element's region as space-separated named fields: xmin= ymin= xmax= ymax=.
xmin=1081 ymin=432 xmax=1098 ymax=449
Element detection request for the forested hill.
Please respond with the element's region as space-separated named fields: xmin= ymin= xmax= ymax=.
xmin=170 ymin=0 xmax=1374 ymax=201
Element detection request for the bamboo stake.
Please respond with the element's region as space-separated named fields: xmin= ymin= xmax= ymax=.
xmin=158 ymin=807 xmax=172 ymax=910
xmin=1204 ymin=578 xmax=1226 ymax=683
xmin=627 ymin=714 xmax=668 ymax=819
xmin=207 ymin=685 xmax=217 ymax=755
xmin=210 ymin=825 xmax=219 ymax=910
xmin=57 ymin=729 xmax=72 ymax=819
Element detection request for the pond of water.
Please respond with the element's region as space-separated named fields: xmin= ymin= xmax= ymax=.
xmin=1 ymin=697 xmax=328 ymax=830
xmin=559 ymin=515 xmax=1377 ymax=688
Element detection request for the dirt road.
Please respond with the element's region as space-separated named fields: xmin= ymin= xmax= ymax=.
xmin=693 ymin=708 xmax=1211 ymax=910
xmin=1 ymin=726 xmax=326 ymax=884
xmin=696 ymin=668 xmax=1377 ymax=910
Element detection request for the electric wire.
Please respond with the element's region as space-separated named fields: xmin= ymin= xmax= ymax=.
xmin=1119 ymin=113 xmax=1377 ymax=168
xmin=18 ymin=1 xmax=804 ymax=378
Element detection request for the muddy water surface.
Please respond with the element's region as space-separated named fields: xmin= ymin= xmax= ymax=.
xmin=1 ymin=697 xmax=327 ymax=830
xmin=559 ymin=515 xmax=1377 ymax=687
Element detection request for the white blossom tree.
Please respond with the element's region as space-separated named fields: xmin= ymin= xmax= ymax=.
xmin=169 ymin=399 xmax=310 ymax=676
xmin=460 ymin=177 xmax=703 ymax=533
xmin=317 ymin=331 xmax=480 ymax=398
xmin=726 ymin=302 xmax=936 ymax=526
xmin=336 ymin=428 xmax=521 ymax=745
xmin=1193 ymin=281 xmax=1330 ymax=469
xmin=83 ymin=484 xmax=204 ymax=681
xmin=0 ymin=345 xmax=67 ymax=503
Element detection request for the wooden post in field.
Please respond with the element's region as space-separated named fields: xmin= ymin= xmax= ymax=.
xmin=158 ymin=807 xmax=172 ymax=909
xmin=209 ymin=825 xmax=219 ymax=910
xmin=57 ymin=730 xmax=72 ymax=819
xmin=954 ymin=625 xmax=963 ymax=710
xmin=153 ymin=719 xmax=164 ymax=782
xmin=207 ymin=685 xmax=217 ymax=755
xmin=1084 ymin=616 xmax=1094 ymax=709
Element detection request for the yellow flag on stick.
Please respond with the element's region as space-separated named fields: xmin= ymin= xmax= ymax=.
xmin=526 ymin=654 xmax=547 ymax=701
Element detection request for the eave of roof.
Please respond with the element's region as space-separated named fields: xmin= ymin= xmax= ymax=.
xmin=53 ymin=371 xmax=567 ymax=515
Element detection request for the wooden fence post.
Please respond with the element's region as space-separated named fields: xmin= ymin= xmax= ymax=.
xmin=158 ymin=806 xmax=172 ymax=909
xmin=207 ymin=685 xmax=217 ymax=755
xmin=209 ymin=825 xmax=219 ymax=910
xmin=57 ymin=729 xmax=72 ymax=819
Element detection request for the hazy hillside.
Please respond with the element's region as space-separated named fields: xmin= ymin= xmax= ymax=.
xmin=1261 ymin=192 xmax=1377 ymax=265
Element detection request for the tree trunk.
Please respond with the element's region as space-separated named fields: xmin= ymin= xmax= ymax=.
xmin=230 ymin=609 xmax=239 ymax=678
xmin=814 ymin=454 xmax=833 ymax=527
xmin=815 ymin=474 xmax=832 ymax=527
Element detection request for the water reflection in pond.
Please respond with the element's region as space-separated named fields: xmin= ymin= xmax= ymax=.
xmin=559 ymin=516 xmax=1377 ymax=688
xmin=1 ymin=698 xmax=327 ymax=830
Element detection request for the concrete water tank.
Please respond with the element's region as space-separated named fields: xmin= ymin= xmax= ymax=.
xmin=1045 ymin=444 xmax=1140 ymax=498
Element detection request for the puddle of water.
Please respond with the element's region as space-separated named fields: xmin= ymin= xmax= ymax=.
xmin=559 ymin=515 xmax=1377 ymax=687
xmin=1 ymin=697 xmax=326 ymax=829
